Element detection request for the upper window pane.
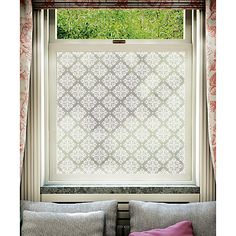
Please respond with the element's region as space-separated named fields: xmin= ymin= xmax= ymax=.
xmin=57 ymin=9 xmax=184 ymax=39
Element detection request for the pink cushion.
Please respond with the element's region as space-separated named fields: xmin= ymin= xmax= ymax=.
xmin=129 ymin=221 xmax=194 ymax=236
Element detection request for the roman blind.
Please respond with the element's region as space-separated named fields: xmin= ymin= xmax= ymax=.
xmin=32 ymin=0 xmax=205 ymax=9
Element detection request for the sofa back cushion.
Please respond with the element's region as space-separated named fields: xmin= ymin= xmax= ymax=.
xmin=21 ymin=200 xmax=117 ymax=236
xmin=129 ymin=201 xmax=216 ymax=236
xmin=22 ymin=210 xmax=105 ymax=236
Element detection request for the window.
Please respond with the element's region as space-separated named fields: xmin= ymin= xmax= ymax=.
xmin=46 ymin=10 xmax=195 ymax=185
xmin=57 ymin=9 xmax=184 ymax=39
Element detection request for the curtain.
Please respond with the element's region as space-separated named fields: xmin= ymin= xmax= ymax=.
xmin=32 ymin=0 xmax=204 ymax=9
xmin=20 ymin=0 xmax=33 ymax=174
xmin=206 ymin=0 xmax=216 ymax=175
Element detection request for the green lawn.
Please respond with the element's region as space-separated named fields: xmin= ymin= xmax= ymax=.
xmin=57 ymin=9 xmax=184 ymax=39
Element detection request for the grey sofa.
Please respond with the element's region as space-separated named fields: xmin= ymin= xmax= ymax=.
xmin=21 ymin=200 xmax=216 ymax=236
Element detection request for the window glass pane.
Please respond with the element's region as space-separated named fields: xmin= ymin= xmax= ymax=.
xmin=57 ymin=9 xmax=184 ymax=39
xmin=56 ymin=51 xmax=186 ymax=177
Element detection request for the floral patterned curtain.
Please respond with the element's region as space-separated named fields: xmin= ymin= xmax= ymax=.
xmin=20 ymin=0 xmax=33 ymax=174
xmin=206 ymin=0 xmax=216 ymax=175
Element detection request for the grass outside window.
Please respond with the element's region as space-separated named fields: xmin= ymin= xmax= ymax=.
xmin=57 ymin=9 xmax=184 ymax=40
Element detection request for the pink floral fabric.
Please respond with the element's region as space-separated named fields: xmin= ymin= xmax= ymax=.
xmin=206 ymin=0 xmax=216 ymax=175
xmin=32 ymin=0 xmax=204 ymax=9
xmin=20 ymin=0 xmax=33 ymax=173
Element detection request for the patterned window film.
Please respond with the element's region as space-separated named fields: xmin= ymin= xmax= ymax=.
xmin=49 ymin=47 xmax=193 ymax=183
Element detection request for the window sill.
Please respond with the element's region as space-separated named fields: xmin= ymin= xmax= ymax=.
xmin=40 ymin=185 xmax=200 ymax=194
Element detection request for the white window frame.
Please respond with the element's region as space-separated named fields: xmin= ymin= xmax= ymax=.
xmin=44 ymin=9 xmax=196 ymax=185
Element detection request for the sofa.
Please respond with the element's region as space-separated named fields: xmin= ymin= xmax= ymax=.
xmin=21 ymin=200 xmax=216 ymax=236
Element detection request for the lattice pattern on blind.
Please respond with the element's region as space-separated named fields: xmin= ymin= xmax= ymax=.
xmin=56 ymin=51 xmax=186 ymax=176
xmin=33 ymin=0 xmax=204 ymax=9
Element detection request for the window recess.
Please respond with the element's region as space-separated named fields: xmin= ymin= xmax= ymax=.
xmin=45 ymin=10 xmax=196 ymax=185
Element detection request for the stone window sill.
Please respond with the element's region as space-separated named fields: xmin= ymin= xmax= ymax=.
xmin=40 ymin=185 xmax=200 ymax=194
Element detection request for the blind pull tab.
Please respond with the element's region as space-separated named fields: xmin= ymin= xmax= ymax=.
xmin=113 ymin=40 xmax=126 ymax=44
